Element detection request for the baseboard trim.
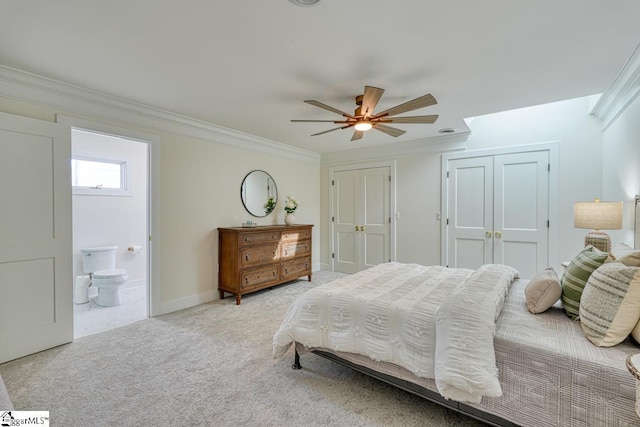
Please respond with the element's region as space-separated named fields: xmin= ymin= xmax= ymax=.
xmin=159 ymin=290 xmax=215 ymax=316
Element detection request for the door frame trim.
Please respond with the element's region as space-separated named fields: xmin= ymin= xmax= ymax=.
xmin=57 ymin=115 xmax=160 ymax=318
xmin=329 ymin=161 xmax=396 ymax=271
xmin=441 ymin=142 xmax=559 ymax=271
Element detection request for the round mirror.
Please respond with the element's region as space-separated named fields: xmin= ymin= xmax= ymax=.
xmin=241 ymin=170 xmax=278 ymax=217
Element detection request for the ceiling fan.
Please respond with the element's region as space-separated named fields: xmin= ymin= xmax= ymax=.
xmin=291 ymin=85 xmax=438 ymax=141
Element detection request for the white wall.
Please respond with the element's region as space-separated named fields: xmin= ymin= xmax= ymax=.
xmin=72 ymin=130 xmax=148 ymax=285
xmin=320 ymin=95 xmax=604 ymax=271
xmin=602 ymin=94 xmax=640 ymax=247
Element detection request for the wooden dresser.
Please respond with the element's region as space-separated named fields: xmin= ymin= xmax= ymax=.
xmin=218 ymin=224 xmax=313 ymax=304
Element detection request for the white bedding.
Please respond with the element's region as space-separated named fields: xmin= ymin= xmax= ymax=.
xmin=272 ymin=262 xmax=519 ymax=403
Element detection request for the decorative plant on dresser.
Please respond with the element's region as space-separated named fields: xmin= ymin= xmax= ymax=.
xmin=218 ymin=224 xmax=313 ymax=304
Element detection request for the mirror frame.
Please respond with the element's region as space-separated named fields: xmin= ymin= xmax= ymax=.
xmin=240 ymin=170 xmax=278 ymax=218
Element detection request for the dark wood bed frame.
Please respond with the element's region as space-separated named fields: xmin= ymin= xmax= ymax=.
xmin=293 ymin=349 xmax=517 ymax=427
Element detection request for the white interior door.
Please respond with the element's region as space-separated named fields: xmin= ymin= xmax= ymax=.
xmin=445 ymin=150 xmax=549 ymax=279
xmin=332 ymin=167 xmax=390 ymax=273
xmin=0 ymin=112 xmax=73 ymax=363
xmin=361 ymin=167 xmax=390 ymax=268
xmin=447 ymin=156 xmax=494 ymax=269
xmin=333 ymin=169 xmax=359 ymax=274
xmin=493 ymin=151 xmax=549 ymax=279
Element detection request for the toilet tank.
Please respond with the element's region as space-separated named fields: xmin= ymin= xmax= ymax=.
xmin=80 ymin=246 xmax=117 ymax=273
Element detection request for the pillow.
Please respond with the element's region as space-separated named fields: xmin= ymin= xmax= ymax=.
xmin=525 ymin=267 xmax=561 ymax=314
xmin=561 ymin=246 xmax=609 ymax=319
xmin=612 ymin=242 xmax=640 ymax=267
xmin=579 ymin=262 xmax=640 ymax=347
xmin=631 ymin=317 xmax=640 ymax=343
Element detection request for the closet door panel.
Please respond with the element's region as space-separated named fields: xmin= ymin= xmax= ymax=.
xmin=361 ymin=167 xmax=390 ymax=268
xmin=333 ymin=170 xmax=360 ymax=274
xmin=446 ymin=157 xmax=493 ymax=270
xmin=493 ymin=151 xmax=549 ymax=279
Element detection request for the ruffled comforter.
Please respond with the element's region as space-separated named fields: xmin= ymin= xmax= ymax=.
xmin=272 ymin=262 xmax=519 ymax=403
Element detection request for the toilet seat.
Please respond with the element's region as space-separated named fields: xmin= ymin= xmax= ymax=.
xmin=93 ymin=268 xmax=127 ymax=279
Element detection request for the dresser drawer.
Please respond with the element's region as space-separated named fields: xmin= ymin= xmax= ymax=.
xmin=240 ymin=265 xmax=279 ymax=290
xmin=280 ymin=240 xmax=310 ymax=259
xmin=239 ymin=231 xmax=281 ymax=246
xmin=281 ymin=257 xmax=311 ymax=281
xmin=282 ymin=228 xmax=312 ymax=242
xmin=240 ymin=244 xmax=279 ymax=267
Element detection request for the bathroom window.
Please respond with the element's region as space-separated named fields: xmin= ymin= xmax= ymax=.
xmin=71 ymin=156 xmax=133 ymax=196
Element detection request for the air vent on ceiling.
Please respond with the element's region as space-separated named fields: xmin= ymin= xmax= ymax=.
xmin=289 ymin=0 xmax=324 ymax=7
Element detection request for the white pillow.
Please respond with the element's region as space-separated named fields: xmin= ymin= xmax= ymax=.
xmin=612 ymin=243 xmax=640 ymax=267
xmin=525 ymin=267 xmax=561 ymax=314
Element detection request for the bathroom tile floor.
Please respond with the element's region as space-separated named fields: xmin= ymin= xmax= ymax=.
xmin=74 ymin=285 xmax=148 ymax=339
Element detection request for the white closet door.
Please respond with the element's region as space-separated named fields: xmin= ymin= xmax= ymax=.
xmin=0 ymin=112 xmax=73 ymax=363
xmin=333 ymin=169 xmax=360 ymax=274
xmin=446 ymin=156 xmax=494 ymax=270
xmin=360 ymin=167 xmax=390 ymax=268
xmin=332 ymin=167 xmax=390 ymax=274
xmin=445 ymin=150 xmax=549 ymax=279
xmin=493 ymin=151 xmax=549 ymax=279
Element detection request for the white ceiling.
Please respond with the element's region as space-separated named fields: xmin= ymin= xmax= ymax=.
xmin=2 ymin=1 xmax=640 ymax=154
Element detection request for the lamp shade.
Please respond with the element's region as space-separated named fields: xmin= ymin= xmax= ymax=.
xmin=574 ymin=200 xmax=623 ymax=230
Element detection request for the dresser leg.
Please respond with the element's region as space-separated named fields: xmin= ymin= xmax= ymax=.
xmin=219 ymin=290 xmax=225 ymax=299
xmin=308 ymin=273 xmax=312 ymax=282
xmin=235 ymin=294 xmax=241 ymax=305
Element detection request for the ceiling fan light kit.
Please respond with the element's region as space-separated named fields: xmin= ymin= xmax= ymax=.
xmin=292 ymin=85 xmax=439 ymax=141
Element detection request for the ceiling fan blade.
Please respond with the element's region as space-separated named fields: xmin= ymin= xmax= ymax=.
xmin=373 ymin=123 xmax=406 ymax=138
xmin=310 ymin=124 xmax=353 ymax=136
xmin=291 ymin=119 xmax=350 ymax=123
xmin=304 ymin=100 xmax=355 ymax=118
xmin=351 ymin=130 xmax=364 ymax=141
xmin=376 ymin=94 xmax=437 ymax=117
xmin=380 ymin=114 xmax=439 ymax=124
xmin=361 ymin=86 xmax=385 ymax=118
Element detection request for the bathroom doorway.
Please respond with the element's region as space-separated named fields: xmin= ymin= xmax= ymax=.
xmin=70 ymin=127 xmax=150 ymax=338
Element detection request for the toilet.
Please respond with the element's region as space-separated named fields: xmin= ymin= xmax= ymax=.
xmin=80 ymin=246 xmax=128 ymax=307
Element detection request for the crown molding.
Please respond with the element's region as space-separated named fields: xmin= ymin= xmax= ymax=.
xmin=0 ymin=65 xmax=320 ymax=163
xmin=320 ymin=131 xmax=469 ymax=165
xmin=591 ymin=42 xmax=640 ymax=130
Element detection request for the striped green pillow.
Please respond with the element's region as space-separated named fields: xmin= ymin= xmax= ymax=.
xmin=579 ymin=263 xmax=640 ymax=346
xmin=561 ymin=247 xmax=609 ymax=319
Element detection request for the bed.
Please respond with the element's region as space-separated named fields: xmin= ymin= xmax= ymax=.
xmin=273 ymin=262 xmax=640 ymax=426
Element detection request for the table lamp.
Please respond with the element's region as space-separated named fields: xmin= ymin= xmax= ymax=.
xmin=574 ymin=199 xmax=623 ymax=252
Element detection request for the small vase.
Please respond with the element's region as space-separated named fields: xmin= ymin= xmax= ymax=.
xmin=284 ymin=213 xmax=296 ymax=226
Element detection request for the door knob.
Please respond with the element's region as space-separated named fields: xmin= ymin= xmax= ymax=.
xmin=495 ymin=231 xmax=502 ymax=238
xmin=485 ymin=231 xmax=492 ymax=238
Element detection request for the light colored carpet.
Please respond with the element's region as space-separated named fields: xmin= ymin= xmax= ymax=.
xmin=0 ymin=271 xmax=485 ymax=426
